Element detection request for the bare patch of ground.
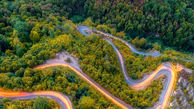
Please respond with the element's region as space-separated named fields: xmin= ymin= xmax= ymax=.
xmin=44 ymin=50 xmax=81 ymax=71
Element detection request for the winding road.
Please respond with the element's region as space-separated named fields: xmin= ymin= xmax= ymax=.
xmin=76 ymin=25 xmax=189 ymax=109
xmin=77 ymin=25 xmax=161 ymax=57
xmin=35 ymin=64 xmax=132 ymax=109
xmin=0 ymin=25 xmax=191 ymax=109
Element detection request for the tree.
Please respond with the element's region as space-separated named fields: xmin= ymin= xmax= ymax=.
xmin=70 ymin=15 xmax=84 ymax=23
xmin=49 ymin=30 xmax=55 ymax=38
xmin=33 ymin=97 xmax=50 ymax=109
xmin=15 ymin=68 xmax=25 ymax=77
xmin=30 ymin=31 xmax=40 ymax=42
xmin=152 ymin=43 xmax=161 ymax=51
xmin=13 ymin=20 xmax=30 ymax=42
xmin=0 ymin=35 xmax=10 ymax=53
xmin=63 ymin=23 xmax=74 ymax=34
xmin=79 ymin=96 xmax=95 ymax=109
xmin=16 ymin=45 xmax=24 ymax=57
xmin=116 ymin=31 xmax=125 ymax=39
xmin=65 ymin=57 xmax=71 ymax=63
xmin=132 ymin=37 xmax=146 ymax=48
xmin=82 ymin=18 xmax=95 ymax=26
xmin=10 ymin=30 xmax=22 ymax=48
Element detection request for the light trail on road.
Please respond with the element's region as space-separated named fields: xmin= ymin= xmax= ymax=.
xmin=0 ymin=89 xmax=72 ymax=109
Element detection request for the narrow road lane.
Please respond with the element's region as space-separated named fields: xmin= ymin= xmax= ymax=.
xmin=0 ymin=89 xmax=72 ymax=109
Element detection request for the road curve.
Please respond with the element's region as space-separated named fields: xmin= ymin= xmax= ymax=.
xmin=104 ymin=39 xmax=176 ymax=109
xmin=77 ymin=26 xmax=161 ymax=57
xmin=76 ymin=25 xmax=188 ymax=109
xmin=34 ymin=64 xmax=132 ymax=109
xmin=0 ymin=89 xmax=72 ymax=109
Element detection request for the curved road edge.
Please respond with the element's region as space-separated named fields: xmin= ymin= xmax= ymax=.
xmin=0 ymin=89 xmax=72 ymax=109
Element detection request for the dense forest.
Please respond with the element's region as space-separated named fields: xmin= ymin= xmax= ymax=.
xmin=1 ymin=0 xmax=193 ymax=52
xmin=49 ymin=0 xmax=193 ymax=51
xmin=0 ymin=0 xmax=193 ymax=108
xmin=81 ymin=0 xmax=194 ymax=51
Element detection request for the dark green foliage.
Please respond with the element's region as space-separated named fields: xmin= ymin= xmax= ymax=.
xmin=0 ymin=35 xmax=11 ymax=53
xmin=1 ymin=0 xmax=193 ymax=51
xmin=70 ymin=15 xmax=84 ymax=23
xmin=81 ymin=0 xmax=194 ymax=51
xmin=33 ymin=97 xmax=50 ymax=109
xmin=16 ymin=45 xmax=24 ymax=57
xmin=13 ymin=21 xmax=30 ymax=42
